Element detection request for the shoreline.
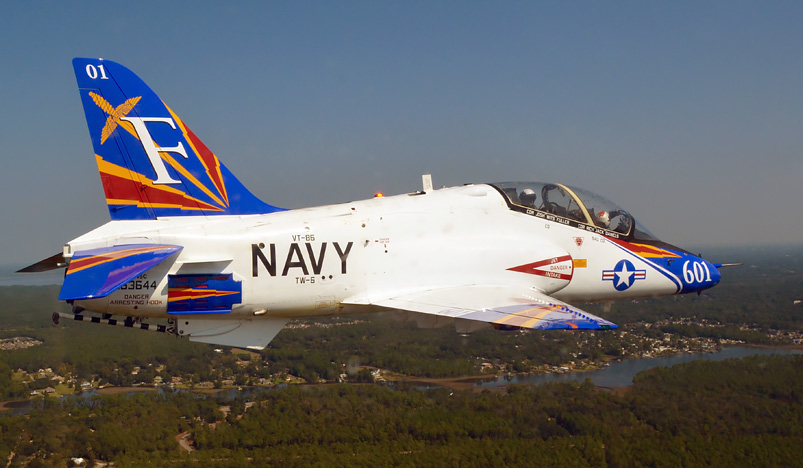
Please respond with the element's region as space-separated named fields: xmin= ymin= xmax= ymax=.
xmin=2 ymin=344 xmax=801 ymax=409
xmin=394 ymin=375 xmax=498 ymax=392
xmin=0 ymin=399 xmax=30 ymax=411
xmin=94 ymin=386 xmax=157 ymax=396
xmin=742 ymin=342 xmax=803 ymax=351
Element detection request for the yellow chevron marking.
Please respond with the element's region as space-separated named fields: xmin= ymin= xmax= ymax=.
xmin=67 ymin=246 xmax=167 ymax=275
xmin=167 ymin=289 xmax=238 ymax=302
xmin=91 ymin=97 xmax=228 ymax=210
xmin=160 ymin=152 xmax=226 ymax=208
xmin=166 ymin=104 xmax=229 ymax=205
xmin=520 ymin=306 xmax=561 ymax=328
xmin=493 ymin=304 xmax=561 ymax=329
xmin=104 ymin=199 xmax=211 ymax=211
xmin=96 ymin=155 xmax=224 ymax=212
xmin=493 ymin=306 xmax=543 ymax=325
xmin=630 ymin=243 xmax=682 ymax=258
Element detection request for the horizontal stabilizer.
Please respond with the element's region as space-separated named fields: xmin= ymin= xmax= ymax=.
xmin=59 ymin=244 xmax=182 ymax=301
xmin=357 ymin=285 xmax=617 ymax=331
xmin=17 ymin=252 xmax=67 ymax=272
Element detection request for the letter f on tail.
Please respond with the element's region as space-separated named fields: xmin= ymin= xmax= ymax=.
xmin=73 ymin=58 xmax=285 ymax=220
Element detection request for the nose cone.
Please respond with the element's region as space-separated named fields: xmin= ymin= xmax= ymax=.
xmin=675 ymin=255 xmax=721 ymax=293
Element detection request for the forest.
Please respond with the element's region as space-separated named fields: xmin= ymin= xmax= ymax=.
xmin=0 ymin=245 xmax=800 ymax=466
xmin=0 ymin=354 xmax=801 ymax=467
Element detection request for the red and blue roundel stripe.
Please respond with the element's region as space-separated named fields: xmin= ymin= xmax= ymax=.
xmin=602 ymin=259 xmax=647 ymax=291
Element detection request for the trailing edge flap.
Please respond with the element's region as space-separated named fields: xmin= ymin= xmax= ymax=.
xmin=59 ymin=244 xmax=183 ymax=301
xmin=353 ymin=285 xmax=617 ymax=330
xmin=176 ymin=317 xmax=288 ymax=350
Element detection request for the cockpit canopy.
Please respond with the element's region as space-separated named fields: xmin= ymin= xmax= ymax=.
xmin=490 ymin=182 xmax=658 ymax=242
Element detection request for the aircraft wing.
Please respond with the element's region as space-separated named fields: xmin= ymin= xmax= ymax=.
xmin=357 ymin=285 xmax=617 ymax=331
xmin=59 ymin=244 xmax=182 ymax=301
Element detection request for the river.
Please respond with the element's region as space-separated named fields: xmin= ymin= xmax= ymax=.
xmin=472 ymin=346 xmax=803 ymax=389
xmin=2 ymin=346 xmax=800 ymax=415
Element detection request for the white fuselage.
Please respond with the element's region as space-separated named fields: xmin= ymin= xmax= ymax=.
xmin=70 ymin=184 xmax=679 ymax=320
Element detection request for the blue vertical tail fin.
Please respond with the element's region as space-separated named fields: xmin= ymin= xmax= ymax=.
xmin=73 ymin=58 xmax=284 ymax=220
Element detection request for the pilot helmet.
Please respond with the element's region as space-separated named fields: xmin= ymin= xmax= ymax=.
xmin=597 ymin=210 xmax=610 ymax=227
xmin=520 ymin=188 xmax=537 ymax=206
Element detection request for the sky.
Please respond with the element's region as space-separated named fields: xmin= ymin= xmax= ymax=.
xmin=1 ymin=1 xmax=802 ymax=266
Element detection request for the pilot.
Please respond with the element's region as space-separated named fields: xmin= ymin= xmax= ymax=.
xmin=596 ymin=210 xmax=610 ymax=228
xmin=519 ymin=188 xmax=537 ymax=208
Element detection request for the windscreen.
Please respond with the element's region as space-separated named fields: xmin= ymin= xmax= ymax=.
xmin=492 ymin=182 xmax=662 ymax=242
